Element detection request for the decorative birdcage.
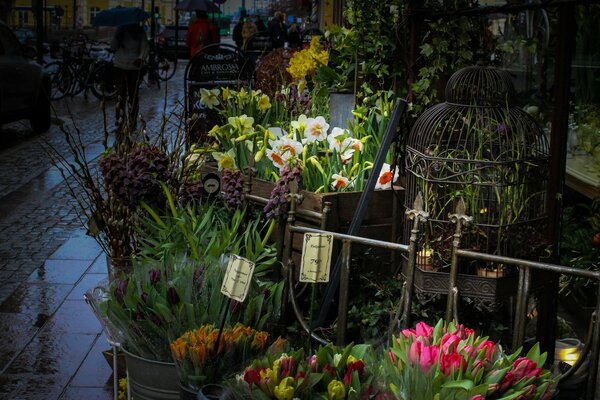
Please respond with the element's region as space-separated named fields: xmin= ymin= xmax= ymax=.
xmin=404 ymin=65 xmax=550 ymax=274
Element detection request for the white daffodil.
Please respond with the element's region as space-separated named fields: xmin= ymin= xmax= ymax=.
xmin=340 ymin=149 xmax=355 ymax=164
xmin=199 ymin=88 xmax=220 ymax=109
xmin=290 ymin=115 xmax=309 ymax=135
xmin=267 ymin=127 xmax=287 ymax=139
xmin=304 ymin=116 xmax=330 ymax=143
xmin=349 ymin=138 xmax=364 ymax=153
xmin=266 ymin=138 xmax=303 ymax=169
xmin=327 ymin=127 xmax=351 ymax=152
xmin=375 ymin=163 xmax=399 ymax=190
xmin=212 ymin=148 xmax=237 ymax=170
xmin=331 ymin=174 xmax=352 ymax=190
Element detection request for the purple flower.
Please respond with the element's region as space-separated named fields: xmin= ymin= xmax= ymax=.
xmin=149 ymin=269 xmax=161 ymax=285
xmin=193 ymin=266 xmax=205 ymax=291
xmin=167 ymin=287 xmax=180 ymax=305
xmin=114 ymin=279 xmax=128 ymax=303
xmin=141 ymin=292 xmax=148 ymax=303
xmin=264 ymin=165 xmax=302 ymax=220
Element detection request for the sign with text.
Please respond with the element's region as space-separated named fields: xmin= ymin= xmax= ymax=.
xmin=300 ymin=233 xmax=333 ymax=283
xmin=220 ymin=254 xmax=255 ymax=302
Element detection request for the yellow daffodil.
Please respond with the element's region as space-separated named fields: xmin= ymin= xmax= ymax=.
xmin=291 ymin=115 xmax=309 ymax=135
xmin=237 ymin=88 xmax=249 ymax=107
xmin=327 ymin=380 xmax=346 ymax=400
xmin=199 ymin=88 xmax=220 ymax=109
xmin=221 ymin=87 xmax=231 ymax=102
xmin=228 ymin=115 xmax=254 ymax=135
xmin=212 ymin=149 xmax=237 ymax=170
xmin=258 ymin=94 xmax=271 ymax=111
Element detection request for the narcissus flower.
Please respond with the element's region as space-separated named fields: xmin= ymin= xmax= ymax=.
xmin=331 ymin=174 xmax=353 ymax=190
xmin=258 ymin=94 xmax=271 ymax=111
xmin=212 ymin=149 xmax=237 ymax=170
xmin=199 ymin=88 xmax=220 ymax=108
xmin=266 ymin=139 xmax=303 ymax=169
xmin=375 ymin=163 xmax=398 ymax=190
xmin=304 ymin=116 xmax=329 ymax=142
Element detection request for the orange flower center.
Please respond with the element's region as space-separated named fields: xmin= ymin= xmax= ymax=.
xmin=281 ymin=144 xmax=297 ymax=156
xmin=334 ymin=178 xmax=347 ymax=189
xmin=379 ymin=171 xmax=393 ymax=185
xmin=271 ymin=153 xmax=284 ymax=166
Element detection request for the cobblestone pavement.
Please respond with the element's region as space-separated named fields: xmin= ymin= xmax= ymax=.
xmin=0 ymin=66 xmax=187 ymax=399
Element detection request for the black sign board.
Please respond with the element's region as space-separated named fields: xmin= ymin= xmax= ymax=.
xmin=184 ymin=44 xmax=255 ymax=145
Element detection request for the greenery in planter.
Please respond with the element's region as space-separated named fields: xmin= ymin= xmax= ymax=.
xmin=101 ymin=200 xmax=284 ymax=362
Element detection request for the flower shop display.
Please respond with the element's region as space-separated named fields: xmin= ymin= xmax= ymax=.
xmin=238 ymin=342 xmax=380 ymax=399
xmin=170 ymin=323 xmax=272 ymax=394
xmin=385 ymin=320 xmax=558 ymax=400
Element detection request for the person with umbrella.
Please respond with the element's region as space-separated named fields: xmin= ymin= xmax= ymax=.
xmin=110 ymin=22 xmax=149 ymax=137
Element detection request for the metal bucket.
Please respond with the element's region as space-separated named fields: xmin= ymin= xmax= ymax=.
xmin=122 ymin=347 xmax=179 ymax=400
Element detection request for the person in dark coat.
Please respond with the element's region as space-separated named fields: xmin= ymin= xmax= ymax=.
xmin=232 ymin=10 xmax=246 ymax=48
xmin=255 ymin=15 xmax=266 ymax=32
xmin=267 ymin=11 xmax=287 ymax=48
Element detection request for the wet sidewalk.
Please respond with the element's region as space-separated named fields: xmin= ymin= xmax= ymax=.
xmin=0 ymin=231 xmax=114 ymax=400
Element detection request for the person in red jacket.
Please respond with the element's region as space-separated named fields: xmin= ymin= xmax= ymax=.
xmin=186 ymin=10 xmax=220 ymax=57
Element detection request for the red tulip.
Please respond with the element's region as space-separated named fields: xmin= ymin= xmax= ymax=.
xmin=415 ymin=322 xmax=434 ymax=337
xmin=511 ymin=357 xmax=541 ymax=381
xmin=440 ymin=352 xmax=466 ymax=376
xmin=452 ymin=323 xmax=475 ymax=339
xmin=469 ymin=395 xmax=485 ymax=400
xmin=243 ymin=368 xmax=262 ymax=386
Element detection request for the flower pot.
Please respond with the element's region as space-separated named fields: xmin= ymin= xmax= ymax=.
xmin=122 ymin=347 xmax=179 ymax=400
xmin=476 ymin=265 xmax=506 ymax=278
xmin=197 ymin=384 xmax=228 ymax=400
xmin=329 ymin=91 xmax=355 ymax=130
xmin=179 ymin=383 xmax=199 ymax=400
xmin=416 ymin=248 xmax=435 ymax=271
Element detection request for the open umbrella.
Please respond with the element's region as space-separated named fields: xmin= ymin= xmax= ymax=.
xmin=92 ymin=7 xmax=150 ymax=27
xmin=176 ymin=0 xmax=221 ymax=13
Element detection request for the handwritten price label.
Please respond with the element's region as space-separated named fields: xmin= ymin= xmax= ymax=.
xmin=300 ymin=233 xmax=333 ymax=283
xmin=220 ymin=254 xmax=255 ymax=302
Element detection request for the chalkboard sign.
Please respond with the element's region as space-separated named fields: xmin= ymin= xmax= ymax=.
xmin=184 ymin=44 xmax=254 ymax=145
xmin=186 ymin=43 xmax=254 ymax=83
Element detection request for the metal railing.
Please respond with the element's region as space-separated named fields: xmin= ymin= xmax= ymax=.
xmin=283 ymin=190 xmax=600 ymax=399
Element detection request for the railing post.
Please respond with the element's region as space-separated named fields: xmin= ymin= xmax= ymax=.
xmin=403 ymin=193 xmax=429 ymax=327
xmin=282 ymin=181 xmax=303 ymax=322
xmin=447 ymin=198 xmax=472 ymax=322
xmin=512 ymin=265 xmax=531 ymax=350
xmin=587 ymin=287 xmax=600 ymax=399
xmin=242 ymin=167 xmax=255 ymax=207
xmin=337 ymin=240 xmax=352 ymax=346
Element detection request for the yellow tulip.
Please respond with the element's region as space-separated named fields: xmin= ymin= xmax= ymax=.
xmin=327 ymin=380 xmax=346 ymax=400
xmin=274 ymin=377 xmax=295 ymax=400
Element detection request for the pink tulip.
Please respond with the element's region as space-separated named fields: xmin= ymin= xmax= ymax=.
xmin=308 ymin=354 xmax=318 ymax=372
xmin=441 ymin=333 xmax=461 ymax=353
xmin=469 ymin=396 xmax=485 ymax=400
xmin=461 ymin=345 xmax=476 ymax=359
xmin=511 ymin=357 xmax=541 ymax=381
xmin=415 ymin=322 xmax=434 ymax=337
xmin=409 ymin=341 xmax=440 ymax=373
xmin=477 ymin=340 xmax=496 ymax=361
xmin=388 ymin=351 xmax=395 ymax=363
xmin=452 ymin=323 xmax=475 ymax=339
xmin=440 ymin=352 xmax=466 ymax=376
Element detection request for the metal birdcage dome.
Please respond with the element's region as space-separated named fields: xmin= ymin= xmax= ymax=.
xmin=404 ymin=65 xmax=550 ymax=271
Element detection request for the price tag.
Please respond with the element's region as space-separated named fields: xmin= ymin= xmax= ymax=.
xmin=300 ymin=233 xmax=333 ymax=283
xmin=220 ymin=254 xmax=255 ymax=302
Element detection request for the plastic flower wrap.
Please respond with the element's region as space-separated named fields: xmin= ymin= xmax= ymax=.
xmin=384 ymin=320 xmax=558 ymax=400
xmin=171 ymin=323 xmax=272 ymax=391
xmin=238 ymin=343 xmax=380 ymax=399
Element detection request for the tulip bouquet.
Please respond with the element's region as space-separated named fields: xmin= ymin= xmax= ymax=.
xmin=170 ymin=323 xmax=272 ymax=391
xmin=238 ymin=342 xmax=381 ymax=399
xmin=385 ymin=320 xmax=557 ymax=400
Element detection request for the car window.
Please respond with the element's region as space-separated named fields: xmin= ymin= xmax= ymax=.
xmin=0 ymin=26 xmax=19 ymax=56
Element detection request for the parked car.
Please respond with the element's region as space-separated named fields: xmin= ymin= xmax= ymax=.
xmin=0 ymin=21 xmax=51 ymax=133
xmin=156 ymin=24 xmax=189 ymax=59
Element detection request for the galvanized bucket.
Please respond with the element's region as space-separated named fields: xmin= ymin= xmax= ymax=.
xmin=122 ymin=347 xmax=179 ymax=400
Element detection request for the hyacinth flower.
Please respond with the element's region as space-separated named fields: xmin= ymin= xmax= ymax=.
xmin=384 ymin=319 xmax=558 ymax=400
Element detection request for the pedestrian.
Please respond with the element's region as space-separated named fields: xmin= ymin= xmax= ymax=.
xmin=255 ymin=15 xmax=266 ymax=32
xmin=241 ymin=15 xmax=258 ymax=49
xmin=186 ymin=10 xmax=220 ymax=58
xmin=110 ymin=22 xmax=149 ymax=137
xmin=267 ymin=11 xmax=287 ymax=48
xmin=232 ymin=15 xmax=244 ymax=48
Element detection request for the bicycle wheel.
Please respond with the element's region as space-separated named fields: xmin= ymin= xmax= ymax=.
xmin=154 ymin=52 xmax=176 ymax=81
xmin=90 ymin=62 xmax=118 ymax=101
xmin=43 ymin=61 xmax=71 ymax=100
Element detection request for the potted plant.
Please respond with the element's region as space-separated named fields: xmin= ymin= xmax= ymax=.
xmin=384 ymin=320 xmax=558 ymax=399
xmin=100 ymin=200 xmax=284 ymax=399
xmin=171 ymin=323 xmax=273 ymax=399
